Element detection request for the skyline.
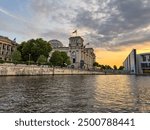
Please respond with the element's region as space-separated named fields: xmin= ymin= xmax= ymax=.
xmin=0 ymin=0 xmax=150 ymax=66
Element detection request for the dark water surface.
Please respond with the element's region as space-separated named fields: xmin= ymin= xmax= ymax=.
xmin=0 ymin=75 xmax=150 ymax=113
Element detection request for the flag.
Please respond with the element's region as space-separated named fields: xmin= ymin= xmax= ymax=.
xmin=13 ymin=38 xmax=16 ymax=42
xmin=13 ymin=38 xmax=16 ymax=43
xmin=86 ymin=43 xmax=90 ymax=46
xmin=72 ymin=30 xmax=77 ymax=34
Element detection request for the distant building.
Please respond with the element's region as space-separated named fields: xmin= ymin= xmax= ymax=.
xmin=123 ymin=49 xmax=150 ymax=74
xmin=49 ymin=36 xmax=96 ymax=69
xmin=0 ymin=36 xmax=17 ymax=61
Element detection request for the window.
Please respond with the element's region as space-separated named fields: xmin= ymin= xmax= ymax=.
xmin=73 ymin=58 xmax=76 ymax=63
xmin=141 ymin=63 xmax=147 ymax=68
xmin=141 ymin=63 xmax=150 ymax=68
xmin=142 ymin=55 xmax=146 ymax=61
xmin=71 ymin=51 xmax=76 ymax=58
xmin=148 ymin=55 xmax=150 ymax=61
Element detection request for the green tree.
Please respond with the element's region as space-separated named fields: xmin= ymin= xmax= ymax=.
xmin=60 ymin=52 xmax=71 ymax=66
xmin=93 ymin=62 xmax=99 ymax=67
xmin=37 ymin=55 xmax=47 ymax=65
xmin=113 ymin=65 xmax=117 ymax=70
xmin=18 ymin=38 xmax=52 ymax=62
xmin=105 ymin=65 xmax=112 ymax=70
xmin=50 ymin=51 xmax=71 ymax=67
xmin=0 ymin=60 xmax=4 ymax=64
xmin=50 ymin=51 xmax=63 ymax=66
xmin=118 ymin=66 xmax=124 ymax=70
xmin=101 ymin=65 xmax=106 ymax=70
xmin=11 ymin=50 xmax=22 ymax=64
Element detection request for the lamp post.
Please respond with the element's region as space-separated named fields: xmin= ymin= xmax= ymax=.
xmin=29 ymin=54 xmax=31 ymax=65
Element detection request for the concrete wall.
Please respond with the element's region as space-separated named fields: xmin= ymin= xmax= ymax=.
xmin=0 ymin=64 xmax=102 ymax=76
xmin=123 ymin=49 xmax=137 ymax=74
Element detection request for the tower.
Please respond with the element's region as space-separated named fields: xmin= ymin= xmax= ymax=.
xmin=69 ymin=36 xmax=84 ymax=68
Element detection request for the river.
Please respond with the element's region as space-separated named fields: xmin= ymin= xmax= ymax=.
xmin=0 ymin=75 xmax=150 ymax=113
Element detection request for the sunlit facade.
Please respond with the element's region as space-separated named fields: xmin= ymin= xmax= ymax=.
xmin=49 ymin=36 xmax=96 ymax=69
xmin=0 ymin=36 xmax=17 ymax=61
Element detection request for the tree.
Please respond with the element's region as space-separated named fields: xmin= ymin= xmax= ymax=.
xmin=50 ymin=51 xmax=71 ymax=67
xmin=50 ymin=51 xmax=63 ymax=66
xmin=11 ymin=50 xmax=22 ymax=64
xmin=101 ymin=65 xmax=106 ymax=70
xmin=105 ymin=65 xmax=112 ymax=70
xmin=18 ymin=38 xmax=52 ymax=62
xmin=93 ymin=62 xmax=99 ymax=67
xmin=60 ymin=52 xmax=71 ymax=66
xmin=37 ymin=55 xmax=47 ymax=65
xmin=118 ymin=66 xmax=124 ymax=70
xmin=113 ymin=65 xmax=117 ymax=70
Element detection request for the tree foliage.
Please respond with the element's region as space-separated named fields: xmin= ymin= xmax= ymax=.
xmin=60 ymin=52 xmax=71 ymax=66
xmin=37 ymin=55 xmax=47 ymax=65
xmin=11 ymin=50 xmax=22 ymax=64
xmin=118 ymin=66 xmax=124 ymax=70
xmin=50 ymin=51 xmax=63 ymax=66
xmin=93 ymin=62 xmax=112 ymax=70
xmin=93 ymin=62 xmax=99 ymax=67
xmin=113 ymin=65 xmax=117 ymax=70
xmin=50 ymin=51 xmax=71 ymax=67
xmin=17 ymin=38 xmax=52 ymax=62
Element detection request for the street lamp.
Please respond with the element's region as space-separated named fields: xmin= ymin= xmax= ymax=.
xmin=29 ymin=54 xmax=31 ymax=65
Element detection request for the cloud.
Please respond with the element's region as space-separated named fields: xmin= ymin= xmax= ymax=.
xmin=73 ymin=0 xmax=150 ymax=50
xmin=1 ymin=0 xmax=150 ymax=50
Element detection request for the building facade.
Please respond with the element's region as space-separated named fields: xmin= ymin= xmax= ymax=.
xmin=49 ymin=36 xmax=96 ymax=69
xmin=123 ymin=49 xmax=150 ymax=74
xmin=123 ymin=49 xmax=137 ymax=74
xmin=0 ymin=36 xmax=17 ymax=61
xmin=137 ymin=53 xmax=150 ymax=74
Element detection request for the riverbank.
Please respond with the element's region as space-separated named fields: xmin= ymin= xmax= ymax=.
xmin=0 ymin=64 xmax=104 ymax=76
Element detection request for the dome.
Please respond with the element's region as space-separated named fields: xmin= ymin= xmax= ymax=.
xmin=49 ymin=40 xmax=63 ymax=48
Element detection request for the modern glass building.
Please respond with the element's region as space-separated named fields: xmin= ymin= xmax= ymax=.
xmin=123 ymin=49 xmax=150 ymax=74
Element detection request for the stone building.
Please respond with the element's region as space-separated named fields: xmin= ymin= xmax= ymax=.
xmin=49 ymin=36 xmax=96 ymax=69
xmin=0 ymin=36 xmax=17 ymax=61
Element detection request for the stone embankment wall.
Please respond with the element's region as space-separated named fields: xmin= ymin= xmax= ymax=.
xmin=0 ymin=64 xmax=103 ymax=76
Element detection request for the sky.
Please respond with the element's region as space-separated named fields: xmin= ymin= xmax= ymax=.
xmin=0 ymin=0 xmax=150 ymax=67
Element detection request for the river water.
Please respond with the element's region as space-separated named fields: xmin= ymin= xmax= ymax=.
xmin=0 ymin=75 xmax=150 ymax=113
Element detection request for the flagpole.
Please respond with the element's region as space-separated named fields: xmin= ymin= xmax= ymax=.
xmin=72 ymin=30 xmax=78 ymax=36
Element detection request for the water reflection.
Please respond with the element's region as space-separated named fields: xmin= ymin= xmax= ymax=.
xmin=0 ymin=75 xmax=150 ymax=113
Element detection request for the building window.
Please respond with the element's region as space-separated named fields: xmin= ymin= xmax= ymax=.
xmin=148 ymin=55 xmax=150 ymax=61
xmin=141 ymin=63 xmax=150 ymax=68
xmin=71 ymin=51 xmax=76 ymax=58
xmin=73 ymin=58 xmax=76 ymax=63
xmin=142 ymin=55 xmax=146 ymax=61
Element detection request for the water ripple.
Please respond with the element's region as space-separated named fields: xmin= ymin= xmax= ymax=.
xmin=0 ymin=75 xmax=150 ymax=113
